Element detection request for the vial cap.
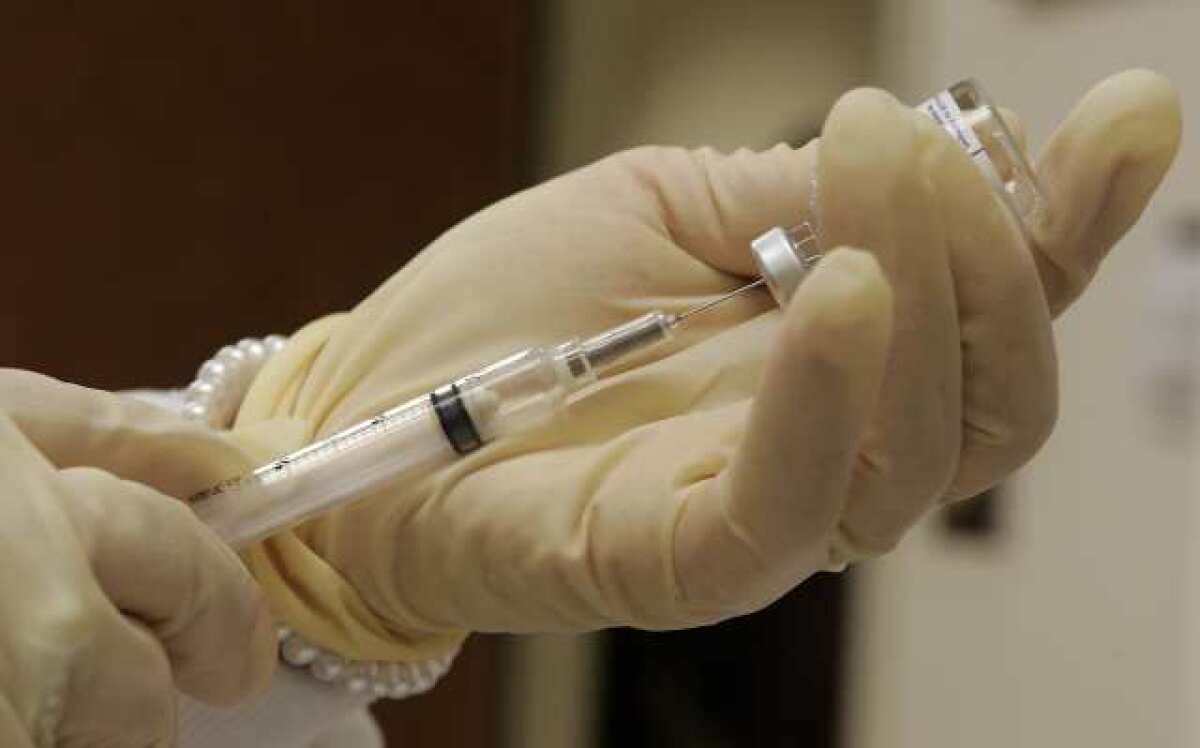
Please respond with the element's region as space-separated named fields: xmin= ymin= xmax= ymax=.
xmin=750 ymin=223 xmax=818 ymax=307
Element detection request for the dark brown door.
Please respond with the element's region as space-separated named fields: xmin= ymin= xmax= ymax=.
xmin=0 ymin=3 xmax=532 ymax=745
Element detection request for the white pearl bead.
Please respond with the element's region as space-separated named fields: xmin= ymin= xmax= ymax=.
xmin=344 ymin=676 xmax=369 ymax=694
xmin=367 ymin=663 xmax=386 ymax=687
xmin=275 ymin=625 xmax=293 ymax=643
xmin=371 ymin=680 xmax=391 ymax=698
xmin=400 ymin=663 xmax=425 ymax=690
xmin=183 ymin=393 xmax=211 ymax=410
xmin=198 ymin=360 xmax=228 ymax=383
xmin=238 ymin=338 xmax=268 ymax=361
xmin=184 ymin=397 xmax=212 ymax=413
xmin=264 ymin=335 xmax=287 ymax=353
xmin=413 ymin=661 xmax=433 ymax=685
xmin=187 ymin=380 xmax=216 ymax=399
xmin=385 ymin=664 xmax=412 ymax=694
xmin=217 ymin=346 xmax=247 ymax=367
xmin=310 ymin=655 xmax=345 ymax=682
xmin=280 ymin=636 xmax=319 ymax=667
xmin=182 ymin=402 xmax=208 ymax=422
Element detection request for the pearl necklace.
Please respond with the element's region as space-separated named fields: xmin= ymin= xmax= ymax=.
xmin=181 ymin=336 xmax=457 ymax=699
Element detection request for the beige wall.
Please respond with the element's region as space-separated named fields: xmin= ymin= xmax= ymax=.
xmin=530 ymin=0 xmax=876 ymax=176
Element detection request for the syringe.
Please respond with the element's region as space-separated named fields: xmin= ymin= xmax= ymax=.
xmin=189 ymin=78 xmax=1044 ymax=548
xmin=189 ymin=303 xmax=744 ymax=548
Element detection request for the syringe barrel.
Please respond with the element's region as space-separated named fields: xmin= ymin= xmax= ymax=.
xmin=191 ymin=346 xmax=592 ymax=546
xmin=190 ymin=313 xmax=677 ymax=547
xmin=191 ymin=394 xmax=457 ymax=548
xmin=456 ymin=341 xmax=596 ymax=443
xmin=455 ymin=312 xmax=674 ymax=441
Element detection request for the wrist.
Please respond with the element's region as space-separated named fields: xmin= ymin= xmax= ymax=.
xmin=182 ymin=331 xmax=461 ymax=698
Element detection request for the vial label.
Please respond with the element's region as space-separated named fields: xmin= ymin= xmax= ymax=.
xmin=918 ymin=91 xmax=1003 ymax=190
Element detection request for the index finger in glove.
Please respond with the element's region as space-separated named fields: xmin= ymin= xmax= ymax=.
xmin=815 ymin=88 xmax=965 ymax=554
xmin=613 ymin=142 xmax=817 ymax=278
xmin=907 ymin=104 xmax=1058 ymax=501
xmin=673 ymin=248 xmax=892 ymax=618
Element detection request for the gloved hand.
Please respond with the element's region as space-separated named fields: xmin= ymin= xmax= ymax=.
xmin=7 ymin=69 xmax=1176 ymax=666
xmin=0 ymin=387 xmax=276 ymax=747
xmin=227 ymin=67 xmax=1177 ymax=657
xmin=811 ymin=68 xmax=1184 ymax=555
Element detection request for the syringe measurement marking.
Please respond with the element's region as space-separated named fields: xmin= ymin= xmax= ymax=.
xmin=219 ymin=401 xmax=431 ymax=493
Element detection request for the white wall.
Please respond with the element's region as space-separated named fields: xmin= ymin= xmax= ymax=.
xmin=848 ymin=2 xmax=1199 ymax=746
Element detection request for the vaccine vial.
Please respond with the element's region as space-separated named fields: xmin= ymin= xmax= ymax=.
xmin=918 ymin=79 xmax=1044 ymax=223
xmin=750 ymin=79 xmax=1045 ymax=307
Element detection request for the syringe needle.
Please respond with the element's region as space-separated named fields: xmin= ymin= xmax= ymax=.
xmin=673 ymin=278 xmax=767 ymax=326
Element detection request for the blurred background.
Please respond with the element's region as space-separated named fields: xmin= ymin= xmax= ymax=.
xmin=1 ymin=0 xmax=1196 ymax=745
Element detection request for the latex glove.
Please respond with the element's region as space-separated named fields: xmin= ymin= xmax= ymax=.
xmin=0 ymin=381 xmax=275 ymax=746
